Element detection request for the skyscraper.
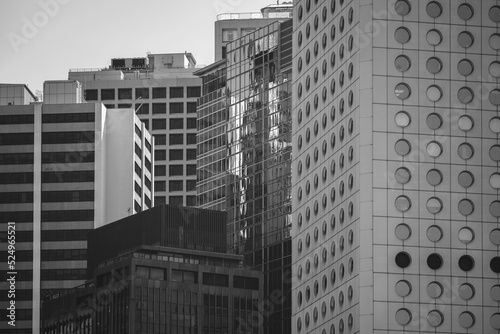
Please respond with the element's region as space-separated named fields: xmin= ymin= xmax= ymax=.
xmin=198 ymin=19 xmax=293 ymax=333
xmin=68 ymin=52 xmax=201 ymax=207
xmin=0 ymin=85 xmax=153 ymax=333
xmin=292 ymin=0 xmax=500 ymax=333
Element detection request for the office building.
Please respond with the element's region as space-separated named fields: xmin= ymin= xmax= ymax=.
xmin=68 ymin=52 xmax=202 ymax=207
xmin=214 ymin=2 xmax=293 ymax=60
xmin=197 ymin=19 xmax=293 ymax=333
xmin=41 ymin=204 xmax=262 ymax=334
xmin=292 ymin=0 xmax=500 ymax=333
xmin=0 ymin=83 xmax=37 ymax=106
xmin=0 ymin=85 xmax=152 ymax=333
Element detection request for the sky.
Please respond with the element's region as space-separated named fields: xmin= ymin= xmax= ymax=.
xmin=0 ymin=0 xmax=277 ymax=94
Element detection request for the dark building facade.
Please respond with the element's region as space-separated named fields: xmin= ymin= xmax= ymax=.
xmin=197 ymin=19 xmax=293 ymax=334
xmin=41 ymin=245 xmax=263 ymax=334
xmin=87 ymin=204 xmax=227 ymax=277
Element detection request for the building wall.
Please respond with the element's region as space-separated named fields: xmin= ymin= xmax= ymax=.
xmin=292 ymin=0 xmax=360 ymax=333
xmin=43 ymin=81 xmax=82 ymax=104
xmin=69 ymin=69 xmax=201 ymax=208
xmin=0 ymin=84 xmax=37 ymax=106
xmin=0 ymin=101 xmax=152 ymax=333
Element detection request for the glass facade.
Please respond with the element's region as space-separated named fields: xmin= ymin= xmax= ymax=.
xmin=198 ymin=20 xmax=293 ymax=333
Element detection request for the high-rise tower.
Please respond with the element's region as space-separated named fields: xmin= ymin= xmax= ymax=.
xmin=292 ymin=0 xmax=500 ymax=333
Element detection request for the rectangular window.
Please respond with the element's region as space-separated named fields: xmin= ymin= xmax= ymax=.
xmin=186 ymin=149 xmax=196 ymax=160
xmin=169 ymin=196 xmax=183 ymax=206
xmin=152 ymin=119 xmax=166 ymax=130
xmin=170 ymin=87 xmax=184 ymax=98
xmin=187 ymin=134 xmax=196 ymax=145
xmin=135 ymin=162 xmax=142 ymax=176
xmin=0 ymin=133 xmax=33 ymax=146
xmin=155 ymin=196 xmax=166 ymax=204
xmin=135 ymin=181 xmax=141 ymax=196
xmin=155 ymin=165 xmax=166 ymax=176
xmin=41 ymin=171 xmax=94 ymax=183
xmin=170 ymin=134 xmax=183 ymax=145
xmin=152 ymin=87 xmax=166 ymax=99
xmin=169 ymin=149 xmax=183 ymax=160
xmin=169 ymin=165 xmax=183 ymax=176
xmin=155 ymin=149 xmax=166 ymax=161
xmin=84 ymin=89 xmax=98 ymax=101
xmin=152 ymin=103 xmax=166 ymax=114
xmin=169 ymin=181 xmax=183 ymax=191
xmin=155 ymin=181 xmax=166 ymax=191
xmin=101 ymin=89 xmax=115 ymax=100
xmin=233 ymin=276 xmax=259 ymax=290
xmin=186 ymin=102 xmax=197 ymax=114
xmin=172 ymin=270 xmax=197 ymax=283
xmin=169 ymin=102 xmax=183 ymax=114
xmin=202 ymin=273 xmax=229 ymax=287
xmin=135 ymin=103 xmax=149 ymax=114
xmin=143 ymin=119 xmax=149 ymax=130
xmin=42 ymin=132 xmax=93 ymax=144
xmin=187 ymin=86 xmax=201 ymax=98
xmin=0 ymin=114 xmax=34 ymax=124
xmin=41 ymin=151 xmax=94 ymax=164
xmin=170 ymin=119 xmax=183 ymax=129
xmin=186 ymin=195 xmax=196 ymax=207
xmin=117 ymin=103 xmax=132 ymax=108
xmin=118 ymin=88 xmax=132 ymax=100
xmin=154 ymin=134 xmax=166 ymax=145
xmin=135 ymin=143 xmax=142 ymax=157
xmin=187 ymin=118 xmax=197 ymax=129
xmin=135 ymin=88 xmax=149 ymax=99
xmin=42 ymin=113 xmax=95 ymax=123
xmin=104 ymin=104 xmax=115 ymax=109
xmin=222 ymin=29 xmax=238 ymax=42
xmin=186 ymin=164 xmax=196 ymax=176
xmin=186 ymin=180 xmax=196 ymax=191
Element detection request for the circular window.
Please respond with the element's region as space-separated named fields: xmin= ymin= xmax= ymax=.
xmin=395 ymin=223 xmax=411 ymax=240
xmin=458 ymin=59 xmax=473 ymax=76
xmin=395 ymin=83 xmax=411 ymax=100
xmin=459 ymin=312 xmax=475 ymax=329
xmin=427 ymin=281 xmax=443 ymax=298
xmin=395 ymin=308 xmax=412 ymax=326
xmin=458 ymin=31 xmax=474 ymax=48
xmin=395 ymin=139 xmax=411 ymax=156
xmin=492 ymin=229 xmax=500 ymax=246
xmin=339 ymin=16 xmax=345 ymax=32
xmin=457 ymin=143 xmax=474 ymax=160
xmin=306 ymin=23 xmax=311 ymax=38
xmin=427 ymin=225 xmax=443 ymax=242
xmin=427 ymin=197 xmax=442 ymax=214
xmin=491 ymin=117 xmax=500 ymax=133
xmin=459 ymin=255 xmax=475 ymax=271
xmin=491 ymin=285 xmax=500 ymax=301
xmin=491 ymin=257 xmax=500 ymax=273
xmin=458 ymin=199 xmax=474 ymax=216
xmin=427 ymin=310 xmax=443 ymax=327
xmin=330 ymin=24 xmax=336 ymax=42
xmin=427 ymin=169 xmax=442 ymax=186
xmin=426 ymin=141 xmax=442 ymax=158
xmin=459 ymin=283 xmax=475 ymax=300
xmin=395 ymin=27 xmax=411 ymax=44
xmin=458 ymin=171 xmax=474 ymax=188
xmin=491 ymin=61 xmax=500 ymax=78
xmin=492 ymin=314 xmax=500 ymax=330
xmin=426 ymin=57 xmax=442 ymax=74
xmin=314 ymin=41 xmax=319 ymax=57
xmin=395 ymin=251 xmax=411 ymax=268
xmin=490 ymin=174 xmax=500 ymax=189
xmin=298 ymin=5 xmax=303 ymax=20
xmin=395 ymin=55 xmax=411 ymax=72
xmin=426 ymin=29 xmax=442 ymax=46
xmin=458 ymin=227 xmax=474 ymax=244
xmin=339 ymin=71 xmax=345 ymax=87
xmin=395 ymin=195 xmax=411 ymax=212
xmin=458 ymin=115 xmax=474 ymax=131
xmin=314 ymin=15 xmax=319 ymax=31
xmin=427 ymin=253 xmax=443 ymax=270
xmin=395 ymin=280 xmax=412 ymax=297
xmin=491 ymin=34 xmax=500 ymax=51
xmin=395 ymin=0 xmax=411 ymax=16
xmin=490 ymin=5 xmax=500 ymax=23
xmin=458 ymin=87 xmax=474 ymax=104
xmin=427 ymin=2 xmax=442 ymax=18
xmin=458 ymin=3 xmax=474 ymax=20
xmin=490 ymin=201 xmax=500 ymax=218
xmin=395 ymin=167 xmax=411 ymax=184
xmin=490 ymin=89 xmax=500 ymax=106
xmin=490 ymin=145 xmax=500 ymax=161
xmin=305 ymin=49 xmax=311 ymax=64
xmin=395 ymin=111 xmax=411 ymax=127
xmin=305 ymin=76 xmax=310 ymax=91
xmin=426 ymin=85 xmax=442 ymax=102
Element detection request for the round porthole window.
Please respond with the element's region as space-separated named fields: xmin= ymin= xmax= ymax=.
xmin=458 ymin=59 xmax=474 ymax=76
xmin=395 ymin=167 xmax=411 ymax=184
xmin=395 ymin=139 xmax=411 ymax=156
xmin=458 ymin=31 xmax=474 ymax=48
xmin=395 ymin=83 xmax=411 ymax=100
xmin=395 ymin=0 xmax=411 ymax=16
xmin=426 ymin=169 xmax=442 ymax=186
xmin=490 ymin=173 xmax=500 ymax=189
xmin=458 ymin=171 xmax=474 ymax=188
xmin=426 ymin=141 xmax=442 ymax=158
xmin=458 ymin=115 xmax=474 ymax=131
xmin=427 ymin=253 xmax=443 ymax=270
xmin=426 ymin=1 xmax=442 ymax=18
xmin=395 ymin=111 xmax=411 ymax=128
xmin=458 ymin=283 xmax=475 ymax=300
xmin=395 ymin=27 xmax=411 ymax=44
xmin=395 ymin=55 xmax=411 ymax=72
xmin=459 ymin=255 xmax=475 ymax=272
xmin=458 ymin=199 xmax=474 ymax=216
xmin=395 ymin=195 xmax=411 ymax=212
xmin=490 ymin=89 xmax=500 ymax=106
xmin=458 ymin=3 xmax=474 ymax=21
xmin=395 ymin=252 xmax=411 ymax=268
xmin=457 ymin=143 xmax=474 ymax=160
xmin=490 ymin=5 xmax=500 ymax=23
xmin=491 ymin=117 xmax=500 ymax=133
xmin=395 ymin=308 xmax=412 ymax=326
xmin=427 ymin=225 xmax=443 ymax=242
xmin=395 ymin=280 xmax=411 ymax=297
xmin=427 ymin=310 xmax=444 ymax=327
xmin=426 ymin=57 xmax=442 ymax=74
xmin=427 ymin=281 xmax=443 ymax=298
xmin=459 ymin=312 xmax=475 ymax=329
xmin=395 ymin=223 xmax=411 ymax=240
xmin=426 ymin=29 xmax=442 ymax=46
xmin=426 ymin=85 xmax=442 ymax=102
xmin=458 ymin=87 xmax=474 ymax=104
xmin=458 ymin=227 xmax=474 ymax=244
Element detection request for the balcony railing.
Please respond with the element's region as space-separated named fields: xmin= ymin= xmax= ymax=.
xmin=217 ymin=11 xmax=292 ymax=21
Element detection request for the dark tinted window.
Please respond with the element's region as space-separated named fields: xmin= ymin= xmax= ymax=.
xmin=101 ymin=89 xmax=115 ymax=100
xmin=187 ymin=86 xmax=201 ymax=98
xmin=170 ymin=87 xmax=184 ymax=98
xmin=170 ymin=102 xmax=183 ymax=114
xmin=152 ymin=87 xmax=166 ymax=99
xmin=84 ymin=89 xmax=98 ymax=101
xmin=152 ymin=103 xmax=166 ymax=114
xmin=169 ymin=165 xmax=183 ymax=176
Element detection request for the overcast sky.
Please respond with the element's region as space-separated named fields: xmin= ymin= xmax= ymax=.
xmin=0 ymin=0 xmax=276 ymax=93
